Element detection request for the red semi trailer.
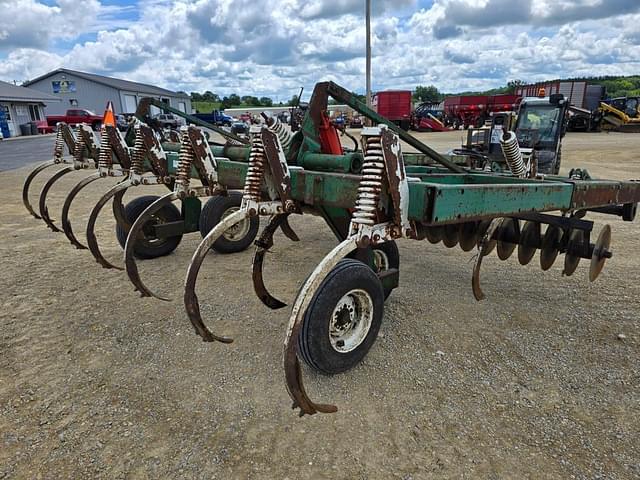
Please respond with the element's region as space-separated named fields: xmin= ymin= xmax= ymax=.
xmin=372 ymin=90 xmax=412 ymax=130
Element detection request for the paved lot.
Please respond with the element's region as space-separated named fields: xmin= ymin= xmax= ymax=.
xmin=0 ymin=135 xmax=55 ymax=172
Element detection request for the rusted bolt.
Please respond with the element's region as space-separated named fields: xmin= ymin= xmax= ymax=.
xmin=284 ymin=200 xmax=295 ymax=212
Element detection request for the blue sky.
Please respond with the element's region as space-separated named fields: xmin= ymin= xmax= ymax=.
xmin=0 ymin=0 xmax=638 ymax=99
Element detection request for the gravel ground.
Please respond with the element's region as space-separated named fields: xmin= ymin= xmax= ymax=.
xmin=1 ymin=131 xmax=639 ymax=479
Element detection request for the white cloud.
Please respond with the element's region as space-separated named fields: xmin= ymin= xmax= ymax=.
xmin=0 ymin=0 xmax=638 ymax=97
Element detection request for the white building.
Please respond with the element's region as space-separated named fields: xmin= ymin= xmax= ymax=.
xmin=0 ymin=80 xmax=60 ymax=137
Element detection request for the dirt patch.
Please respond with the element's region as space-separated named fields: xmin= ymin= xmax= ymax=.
xmin=1 ymin=131 xmax=639 ymax=479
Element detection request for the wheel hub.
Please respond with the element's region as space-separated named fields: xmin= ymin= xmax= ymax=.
xmin=329 ymin=289 xmax=373 ymax=353
xmin=221 ymin=206 xmax=250 ymax=241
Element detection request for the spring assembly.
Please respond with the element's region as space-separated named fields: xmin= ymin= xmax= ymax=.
xmin=267 ymin=117 xmax=293 ymax=150
xmin=175 ymin=129 xmax=194 ymax=191
xmin=72 ymin=126 xmax=86 ymax=166
xmin=243 ymin=131 xmax=267 ymax=202
xmin=352 ymin=134 xmax=385 ymax=226
xmin=53 ymin=124 xmax=65 ymax=161
xmin=499 ymin=131 xmax=526 ymax=177
xmin=97 ymin=127 xmax=113 ymax=171
xmin=130 ymin=125 xmax=146 ymax=176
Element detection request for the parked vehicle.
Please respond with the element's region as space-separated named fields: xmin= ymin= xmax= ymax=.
xmin=596 ymin=96 xmax=640 ymax=132
xmin=46 ymin=109 xmax=103 ymax=131
xmin=515 ymin=81 xmax=605 ymax=131
xmin=349 ymin=115 xmax=363 ymax=128
xmin=458 ymin=93 xmax=569 ymax=175
xmin=230 ymin=121 xmax=249 ymax=135
xmin=411 ymin=102 xmax=449 ymax=132
xmin=193 ymin=110 xmax=233 ymax=126
xmin=372 ymin=90 xmax=412 ymax=130
xmin=116 ymin=114 xmax=129 ymax=131
xmin=153 ymin=114 xmax=179 ymax=129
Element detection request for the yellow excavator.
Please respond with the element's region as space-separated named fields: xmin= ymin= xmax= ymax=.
xmin=596 ymin=96 xmax=640 ymax=132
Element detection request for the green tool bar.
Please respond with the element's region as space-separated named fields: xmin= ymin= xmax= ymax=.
xmin=167 ymin=156 xmax=640 ymax=224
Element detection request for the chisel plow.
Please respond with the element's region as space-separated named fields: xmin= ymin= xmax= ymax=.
xmin=21 ymin=81 xmax=640 ymax=418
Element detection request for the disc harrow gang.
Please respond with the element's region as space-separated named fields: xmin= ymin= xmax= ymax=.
xmin=19 ymin=81 xmax=640 ymax=419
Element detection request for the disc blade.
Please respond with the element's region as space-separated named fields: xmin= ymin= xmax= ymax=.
xmin=458 ymin=222 xmax=478 ymax=252
xmin=589 ymin=225 xmax=612 ymax=282
xmin=496 ymin=218 xmax=518 ymax=260
xmin=563 ymin=229 xmax=584 ymax=277
xmin=442 ymin=224 xmax=459 ymax=248
xmin=540 ymin=225 xmax=562 ymax=271
xmin=425 ymin=226 xmax=443 ymax=244
xmin=517 ymin=221 xmax=540 ymax=266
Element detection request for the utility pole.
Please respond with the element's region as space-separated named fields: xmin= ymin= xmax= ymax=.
xmin=365 ymin=0 xmax=371 ymax=109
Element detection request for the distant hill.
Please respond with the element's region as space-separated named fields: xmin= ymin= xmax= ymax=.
xmin=445 ymin=75 xmax=640 ymax=98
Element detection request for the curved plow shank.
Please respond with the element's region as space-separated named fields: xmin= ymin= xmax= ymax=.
xmin=124 ymin=192 xmax=178 ymax=301
xmin=111 ymin=187 xmax=131 ymax=231
xmin=86 ymin=179 xmax=133 ymax=270
xmin=184 ymin=209 xmax=248 ymax=343
xmin=22 ymin=159 xmax=58 ymax=219
xmin=252 ymin=214 xmax=291 ymax=309
xmin=38 ymin=166 xmax=75 ymax=232
xmin=284 ymin=238 xmax=357 ymax=416
xmin=472 ymin=218 xmax=502 ymax=301
xmin=61 ymin=171 xmax=103 ymax=249
xmin=279 ymin=216 xmax=300 ymax=242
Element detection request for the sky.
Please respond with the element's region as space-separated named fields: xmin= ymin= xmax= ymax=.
xmin=0 ymin=0 xmax=639 ymax=101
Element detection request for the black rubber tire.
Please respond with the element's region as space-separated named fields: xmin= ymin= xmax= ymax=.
xmin=372 ymin=241 xmax=400 ymax=300
xmin=298 ymin=259 xmax=385 ymax=375
xmin=199 ymin=193 xmax=259 ymax=254
xmin=92 ymin=122 xmax=102 ymax=131
xmin=115 ymin=195 xmax=182 ymax=259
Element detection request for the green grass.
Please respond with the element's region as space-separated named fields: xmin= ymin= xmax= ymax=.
xmin=192 ymin=101 xmax=221 ymax=113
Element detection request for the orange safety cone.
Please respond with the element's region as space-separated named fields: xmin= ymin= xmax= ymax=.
xmin=102 ymin=101 xmax=116 ymax=127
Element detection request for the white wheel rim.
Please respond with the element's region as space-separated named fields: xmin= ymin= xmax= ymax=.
xmin=220 ymin=206 xmax=250 ymax=241
xmin=329 ymin=289 xmax=374 ymax=353
xmin=372 ymin=249 xmax=389 ymax=272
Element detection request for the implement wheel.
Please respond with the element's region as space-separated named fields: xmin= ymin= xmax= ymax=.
xmin=372 ymin=241 xmax=400 ymax=300
xmin=298 ymin=259 xmax=384 ymax=375
xmin=115 ymin=195 xmax=182 ymax=259
xmin=199 ymin=193 xmax=259 ymax=254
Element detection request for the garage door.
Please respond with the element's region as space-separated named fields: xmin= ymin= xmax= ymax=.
xmin=123 ymin=95 xmax=137 ymax=113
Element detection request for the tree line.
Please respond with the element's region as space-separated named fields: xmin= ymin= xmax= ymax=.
xmin=188 ymin=75 xmax=640 ymax=111
xmin=189 ymin=91 xmax=304 ymax=109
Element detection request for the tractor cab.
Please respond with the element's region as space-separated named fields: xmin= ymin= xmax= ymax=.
xmin=513 ymin=93 xmax=568 ymax=174
xmin=457 ymin=93 xmax=567 ymax=175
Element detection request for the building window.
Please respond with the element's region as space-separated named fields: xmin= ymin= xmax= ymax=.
xmin=1 ymin=104 xmax=11 ymax=121
xmin=28 ymin=105 xmax=41 ymax=121
xmin=69 ymin=99 xmax=78 ymax=106
xmin=178 ymin=102 xmax=186 ymax=112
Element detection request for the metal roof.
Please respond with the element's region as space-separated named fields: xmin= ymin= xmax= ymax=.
xmin=23 ymin=68 xmax=189 ymax=98
xmin=0 ymin=80 xmax=61 ymax=103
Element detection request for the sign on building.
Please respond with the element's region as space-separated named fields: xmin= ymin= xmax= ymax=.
xmin=52 ymin=80 xmax=76 ymax=94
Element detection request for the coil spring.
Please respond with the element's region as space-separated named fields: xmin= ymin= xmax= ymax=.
xmin=268 ymin=117 xmax=293 ymax=150
xmin=175 ymin=129 xmax=194 ymax=189
xmin=130 ymin=126 xmax=146 ymax=175
xmin=72 ymin=126 xmax=85 ymax=164
xmin=97 ymin=127 xmax=112 ymax=170
xmin=352 ymin=134 xmax=385 ymax=226
xmin=53 ymin=124 xmax=65 ymax=160
xmin=499 ymin=131 xmax=526 ymax=177
xmin=243 ymin=132 xmax=266 ymax=202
